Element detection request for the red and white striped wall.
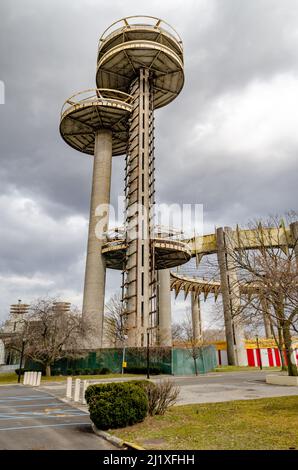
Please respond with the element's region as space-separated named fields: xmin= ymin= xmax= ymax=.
xmin=217 ymin=346 xmax=298 ymax=367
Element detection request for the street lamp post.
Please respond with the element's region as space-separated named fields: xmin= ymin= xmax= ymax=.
xmin=256 ymin=334 xmax=263 ymax=370
xmin=146 ymin=331 xmax=150 ymax=379
xmin=18 ymin=339 xmax=26 ymax=384
xmin=121 ymin=334 xmax=128 ymax=375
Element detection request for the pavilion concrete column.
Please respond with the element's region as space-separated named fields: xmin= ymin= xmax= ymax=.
xmin=158 ymin=269 xmax=172 ymax=347
xmin=82 ymin=129 xmax=113 ymax=348
xmin=216 ymin=227 xmax=247 ymax=366
xmin=191 ymin=292 xmax=202 ymax=342
xmin=290 ymin=221 xmax=298 ymax=269
xmin=261 ymin=297 xmax=272 ymax=338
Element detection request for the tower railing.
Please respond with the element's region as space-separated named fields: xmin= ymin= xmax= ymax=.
xmin=98 ymin=15 xmax=183 ymax=50
xmin=61 ymin=88 xmax=134 ymax=118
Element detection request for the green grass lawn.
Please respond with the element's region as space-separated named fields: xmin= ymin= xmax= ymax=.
xmin=111 ymin=396 xmax=298 ymax=450
xmin=0 ymin=372 xmax=137 ymax=384
xmin=214 ymin=365 xmax=281 ymax=373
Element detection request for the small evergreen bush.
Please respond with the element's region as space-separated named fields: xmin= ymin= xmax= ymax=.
xmin=85 ymin=382 xmax=148 ymax=430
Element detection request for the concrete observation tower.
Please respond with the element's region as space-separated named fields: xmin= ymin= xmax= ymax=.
xmin=60 ymin=16 xmax=190 ymax=348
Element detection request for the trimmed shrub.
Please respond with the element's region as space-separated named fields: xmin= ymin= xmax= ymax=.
xmin=74 ymin=369 xmax=82 ymax=376
xmin=66 ymin=369 xmax=73 ymax=376
xmin=15 ymin=368 xmax=26 ymax=376
xmin=99 ymin=367 xmax=111 ymax=375
xmin=124 ymin=366 xmax=162 ymax=375
xmin=85 ymin=383 xmax=148 ymax=430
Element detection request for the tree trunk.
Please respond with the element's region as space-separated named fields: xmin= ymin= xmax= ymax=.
xmin=45 ymin=364 xmax=51 ymax=377
xmin=277 ymin=325 xmax=287 ymax=371
xmin=282 ymin=322 xmax=298 ymax=376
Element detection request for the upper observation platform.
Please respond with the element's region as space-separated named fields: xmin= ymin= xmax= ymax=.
xmin=96 ymin=16 xmax=184 ymax=109
xmin=60 ymin=88 xmax=133 ymax=156
xmin=101 ymin=227 xmax=191 ymax=270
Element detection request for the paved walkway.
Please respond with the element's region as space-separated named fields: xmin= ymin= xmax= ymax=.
xmin=40 ymin=371 xmax=298 ymax=409
xmin=0 ymin=385 xmax=116 ymax=450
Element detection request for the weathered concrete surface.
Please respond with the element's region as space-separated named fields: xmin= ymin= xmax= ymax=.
xmin=82 ymin=129 xmax=113 ymax=348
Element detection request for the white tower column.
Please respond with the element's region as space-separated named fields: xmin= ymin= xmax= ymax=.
xmin=158 ymin=269 xmax=172 ymax=346
xmin=191 ymin=292 xmax=202 ymax=342
xmin=82 ymin=129 xmax=113 ymax=348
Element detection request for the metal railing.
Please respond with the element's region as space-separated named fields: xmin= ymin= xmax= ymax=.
xmin=98 ymin=15 xmax=183 ymax=50
xmin=61 ymin=88 xmax=133 ymax=118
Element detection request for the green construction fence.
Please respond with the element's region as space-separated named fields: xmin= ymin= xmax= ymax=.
xmin=25 ymin=345 xmax=217 ymax=376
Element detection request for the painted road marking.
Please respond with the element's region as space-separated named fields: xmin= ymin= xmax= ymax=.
xmin=0 ymin=396 xmax=55 ymax=402
xmin=0 ymin=403 xmax=69 ymax=409
xmin=0 ymin=409 xmax=86 ymax=419
xmin=0 ymin=422 xmax=90 ymax=431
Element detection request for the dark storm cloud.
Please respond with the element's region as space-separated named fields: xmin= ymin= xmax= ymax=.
xmin=0 ymin=0 xmax=297 ymax=320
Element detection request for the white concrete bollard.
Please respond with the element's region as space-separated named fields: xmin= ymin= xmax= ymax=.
xmin=23 ymin=371 xmax=28 ymax=385
xmin=32 ymin=371 xmax=38 ymax=386
xmin=66 ymin=377 xmax=73 ymax=399
xmin=36 ymin=371 xmax=42 ymax=386
xmin=28 ymin=371 xmax=33 ymax=385
xmin=74 ymin=378 xmax=81 ymax=402
xmin=82 ymin=380 xmax=89 ymax=405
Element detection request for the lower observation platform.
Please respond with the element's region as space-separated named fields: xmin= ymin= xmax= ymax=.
xmin=60 ymin=88 xmax=133 ymax=156
xmin=102 ymin=228 xmax=191 ymax=270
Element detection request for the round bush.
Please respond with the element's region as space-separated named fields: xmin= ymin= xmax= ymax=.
xmin=86 ymin=383 xmax=148 ymax=430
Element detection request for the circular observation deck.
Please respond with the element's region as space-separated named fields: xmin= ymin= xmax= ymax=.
xmin=96 ymin=16 xmax=184 ymax=109
xmin=60 ymin=89 xmax=133 ymax=156
xmin=101 ymin=228 xmax=191 ymax=270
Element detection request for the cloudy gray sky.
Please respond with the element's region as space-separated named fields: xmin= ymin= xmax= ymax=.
xmin=0 ymin=0 xmax=297 ymax=323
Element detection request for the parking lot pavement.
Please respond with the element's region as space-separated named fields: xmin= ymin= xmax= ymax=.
xmin=0 ymin=386 xmax=116 ymax=450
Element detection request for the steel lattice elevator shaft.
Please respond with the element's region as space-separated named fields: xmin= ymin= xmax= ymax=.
xmin=123 ymin=69 xmax=157 ymax=347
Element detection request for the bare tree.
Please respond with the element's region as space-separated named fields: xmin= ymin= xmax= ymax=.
xmin=227 ymin=214 xmax=298 ymax=376
xmin=3 ymin=297 xmax=92 ymax=376
xmin=179 ymin=310 xmax=204 ymax=376
xmin=104 ymin=293 xmax=126 ymax=347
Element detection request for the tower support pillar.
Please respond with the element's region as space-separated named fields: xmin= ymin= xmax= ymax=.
xmin=290 ymin=221 xmax=298 ymax=269
xmin=216 ymin=227 xmax=247 ymax=366
xmin=158 ymin=269 xmax=172 ymax=346
xmin=191 ymin=292 xmax=202 ymax=342
xmin=82 ymin=129 xmax=113 ymax=348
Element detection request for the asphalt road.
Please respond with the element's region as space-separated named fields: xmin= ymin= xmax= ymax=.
xmin=0 ymin=385 xmax=116 ymax=450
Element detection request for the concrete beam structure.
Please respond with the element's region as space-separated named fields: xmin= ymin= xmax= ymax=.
xmin=158 ymin=269 xmax=172 ymax=347
xmin=82 ymin=129 xmax=112 ymax=347
xmin=191 ymin=292 xmax=202 ymax=342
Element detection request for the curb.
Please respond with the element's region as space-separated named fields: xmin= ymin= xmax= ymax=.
xmin=91 ymin=423 xmax=144 ymax=450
